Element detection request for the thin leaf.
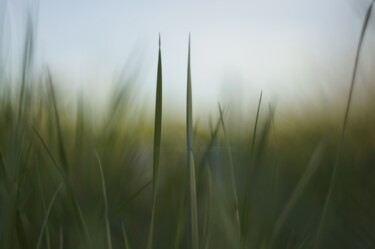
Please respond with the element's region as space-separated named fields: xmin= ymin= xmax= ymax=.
xmin=218 ymin=104 xmax=240 ymax=231
xmin=241 ymin=91 xmax=263 ymax=242
xmin=36 ymin=157 xmax=51 ymax=249
xmin=121 ymin=222 xmax=132 ymax=249
xmin=198 ymin=117 xmax=221 ymax=176
xmin=269 ymin=143 xmax=325 ymax=249
xmin=33 ymin=127 xmax=92 ymax=247
xmin=147 ymin=34 xmax=163 ymax=249
xmin=94 ymin=150 xmax=112 ymax=249
xmin=46 ymin=69 xmax=68 ymax=171
xmin=111 ymin=180 xmax=152 ymax=217
xmin=17 ymin=14 xmax=34 ymax=122
xmin=186 ymin=34 xmax=199 ymax=249
xmin=153 ymin=33 xmax=163 ymax=196
xmin=36 ymin=183 xmax=63 ymax=249
xmin=15 ymin=210 xmax=29 ymax=249
xmin=314 ymin=2 xmax=373 ymax=248
xmin=203 ymin=165 xmax=213 ymax=249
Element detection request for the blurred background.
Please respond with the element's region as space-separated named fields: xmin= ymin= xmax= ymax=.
xmin=0 ymin=0 xmax=375 ymax=249
xmin=1 ymin=0 xmax=375 ymax=116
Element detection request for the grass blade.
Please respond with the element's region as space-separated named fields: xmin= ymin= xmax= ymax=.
xmin=218 ymin=104 xmax=240 ymax=231
xmin=153 ymin=33 xmax=163 ymax=196
xmin=314 ymin=2 xmax=373 ymax=248
xmin=36 ymin=183 xmax=63 ymax=249
xmin=111 ymin=180 xmax=152 ymax=217
xmin=36 ymin=157 xmax=51 ymax=249
xmin=202 ymin=164 xmax=213 ymax=249
xmin=94 ymin=150 xmax=112 ymax=249
xmin=198 ymin=117 xmax=221 ymax=176
xmin=46 ymin=69 xmax=68 ymax=171
xmin=186 ymin=33 xmax=199 ymax=249
xmin=269 ymin=142 xmax=325 ymax=249
xmin=121 ymin=222 xmax=131 ymax=249
xmin=15 ymin=210 xmax=29 ymax=249
xmin=147 ymin=34 xmax=163 ymax=249
xmin=241 ymin=91 xmax=263 ymax=242
xmin=17 ymin=14 xmax=34 ymax=122
xmin=33 ymin=127 xmax=92 ymax=247
xmin=173 ymin=184 xmax=186 ymax=249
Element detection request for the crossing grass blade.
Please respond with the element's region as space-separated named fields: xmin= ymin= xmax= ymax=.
xmin=36 ymin=183 xmax=63 ymax=249
xmin=94 ymin=150 xmax=113 ymax=249
xmin=218 ymin=104 xmax=240 ymax=231
xmin=269 ymin=142 xmax=325 ymax=249
xmin=198 ymin=117 xmax=221 ymax=176
xmin=314 ymin=2 xmax=373 ymax=248
xmin=46 ymin=69 xmax=68 ymax=171
xmin=36 ymin=157 xmax=51 ymax=249
xmin=147 ymin=34 xmax=163 ymax=249
xmin=33 ymin=127 xmax=92 ymax=247
xmin=186 ymin=33 xmax=199 ymax=249
xmin=111 ymin=180 xmax=152 ymax=217
xmin=241 ymin=91 xmax=263 ymax=242
xmin=15 ymin=210 xmax=29 ymax=249
xmin=121 ymin=222 xmax=132 ymax=249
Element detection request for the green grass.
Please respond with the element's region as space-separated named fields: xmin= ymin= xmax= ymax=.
xmin=314 ymin=2 xmax=374 ymax=249
xmin=0 ymin=6 xmax=375 ymax=249
xmin=147 ymin=34 xmax=163 ymax=249
xmin=186 ymin=34 xmax=199 ymax=249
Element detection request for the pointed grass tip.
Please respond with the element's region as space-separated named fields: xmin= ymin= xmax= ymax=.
xmin=159 ymin=33 xmax=161 ymax=48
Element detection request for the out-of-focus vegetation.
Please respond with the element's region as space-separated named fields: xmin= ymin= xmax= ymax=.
xmin=1 ymin=3 xmax=375 ymax=249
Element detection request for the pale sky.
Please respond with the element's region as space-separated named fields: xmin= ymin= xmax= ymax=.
xmin=1 ymin=0 xmax=375 ymax=118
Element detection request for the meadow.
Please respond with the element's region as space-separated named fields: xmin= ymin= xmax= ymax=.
xmin=1 ymin=3 xmax=375 ymax=249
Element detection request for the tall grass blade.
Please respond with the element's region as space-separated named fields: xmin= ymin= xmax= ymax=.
xmin=218 ymin=104 xmax=240 ymax=231
xmin=94 ymin=150 xmax=112 ymax=249
xmin=314 ymin=2 xmax=373 ymax=249
xmin=153 ymin=34 xmax=163 ymax=196
xmin=241 ymin=91 xmax=263 ymax=242
xmin=186 ymin=33 xmax=199 ymax=249
xmin=147 ymin=34 xmax=163 ymax=249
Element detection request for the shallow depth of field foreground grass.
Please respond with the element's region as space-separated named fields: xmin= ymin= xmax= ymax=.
xmin=1 ymin=6 xmax=375 ymax=249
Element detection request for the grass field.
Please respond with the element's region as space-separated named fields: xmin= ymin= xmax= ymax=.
xmin=1 ymin=3 xmax=375 ymax=249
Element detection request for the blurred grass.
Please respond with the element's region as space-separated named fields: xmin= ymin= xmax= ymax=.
xmin=0 ymin=7 xmax=375 ymax=249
